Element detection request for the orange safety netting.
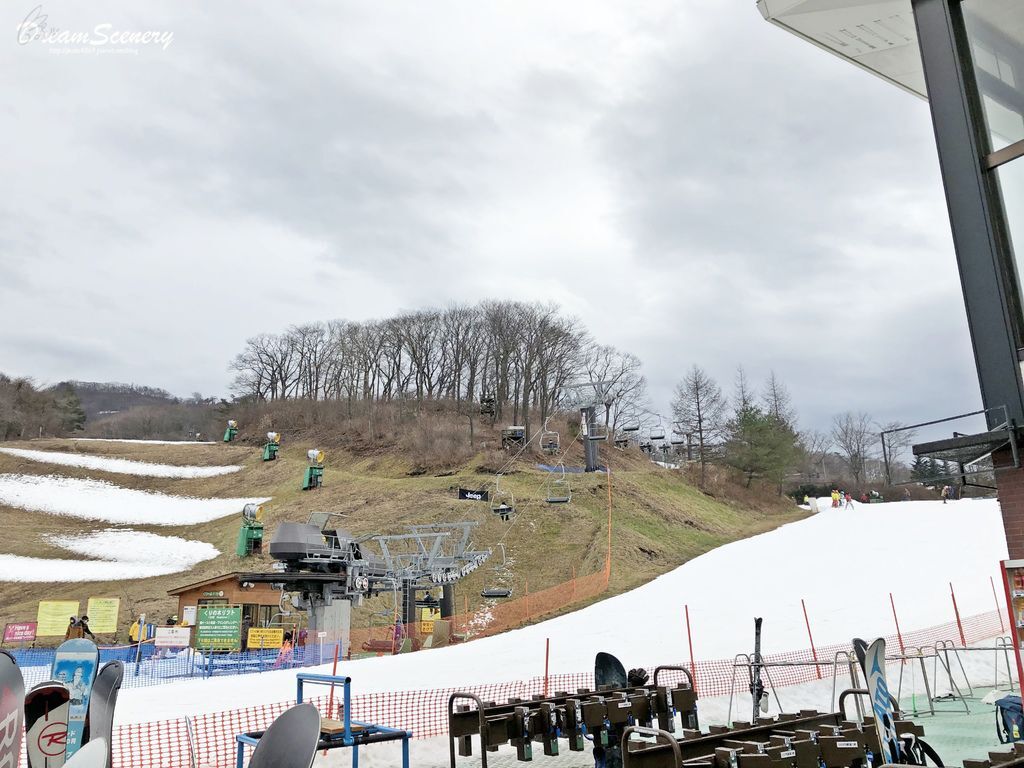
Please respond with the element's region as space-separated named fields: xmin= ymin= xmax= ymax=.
xmin=348 ymin=567 xmax=611 ymax=656
xmin=98 ymin=608 xmax=1005 ymax=768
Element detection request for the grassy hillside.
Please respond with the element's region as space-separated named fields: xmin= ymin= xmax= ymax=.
xmin=0 ymin=432 xmax=805 ymax=643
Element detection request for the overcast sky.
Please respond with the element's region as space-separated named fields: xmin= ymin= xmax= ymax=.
xmin=1 ymin=1 xmax=982 ymax=432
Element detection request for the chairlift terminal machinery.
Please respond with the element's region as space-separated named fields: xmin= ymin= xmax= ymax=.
xmin=241 ymin=515 xmax=492 ymax=653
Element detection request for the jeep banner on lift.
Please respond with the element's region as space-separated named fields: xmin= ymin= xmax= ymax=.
xmin=458 ymin=488 xmax=489 ymax=501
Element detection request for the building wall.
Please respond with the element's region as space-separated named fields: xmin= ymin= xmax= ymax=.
xmin=172 ymin=576 xmax=282 ymax=628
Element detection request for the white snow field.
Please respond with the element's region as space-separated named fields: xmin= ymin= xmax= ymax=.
xmin=115 ymin=497 xmax=1008 ymax=734
xmin=0 ymin=530 xmax=218 ymax=582
xmin=0 ymin=474 xmax=269 ymax=525
xmin=69 ymin=438 xmax=216 ymax=445
xmin=0 ymin=447 xmax=242 ymax=478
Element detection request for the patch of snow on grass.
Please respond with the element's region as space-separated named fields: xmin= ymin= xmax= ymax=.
xmin=0 ymin=447 xmax=241 ymax=478
xmin=0 ymin=474 xmax=269 ymax=525
xmin=0 ymin=530 xmax=218 ymax=582
xmin=71 ymin=438 xmax=216 ymax=444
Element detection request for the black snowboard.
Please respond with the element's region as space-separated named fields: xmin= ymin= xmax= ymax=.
xmin=84 ymin=661 xmax=123 ymax=768
xmin=595 ymin=652 xmax=628 ymax=689
xmin=25 ymin=681 xmax=71 ymax=768
xmin=0 ymin=650 xmax=26 ymax=768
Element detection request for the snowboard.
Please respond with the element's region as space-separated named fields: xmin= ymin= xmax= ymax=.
xmin=25 ymin=682 xmax=71 ymax=768
xmin=51 ymin=639 xmax=99 ymax=759
xmin=0 ymin=650 xmax=26 ymax=768
xmin=595 ymin=652 xmax=628 ymax=689
xmin=84 ymin=661 xmax=123 ymax=768
xmin=857 ymin=638 xmax=900 ymax=764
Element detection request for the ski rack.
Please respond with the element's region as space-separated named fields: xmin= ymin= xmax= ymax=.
xmin=621 ymin=693 xmax=929 ymax=768
xmin=447 ymin=666 xmax=697 ymax=767
xmin=963 ymin=741 xmax=1024 ymax=768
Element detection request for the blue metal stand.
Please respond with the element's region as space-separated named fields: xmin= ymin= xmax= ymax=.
xmin=235 ymin=672 xmax=412 ymax=768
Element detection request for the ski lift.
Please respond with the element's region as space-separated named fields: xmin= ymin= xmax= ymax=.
xmin=481 ymin=588 xmax=512 ymax=599
xmin=614 ymin=437 xmax=629 ymax=449
xmin=540 ymin=419 xmax=560 ymax=455
xmin=490 ymin=476 xmax=516 ymax=521
xmin=482 ymin=544 xmax=513 ymax=598
xmin=544 ymin=464 xmax=572 ymax=504
xmin=622 ymin=424 xmax=640 ymax=432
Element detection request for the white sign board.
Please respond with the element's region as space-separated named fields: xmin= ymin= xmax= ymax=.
xmin=155 ymin=626 xmax=191 ymax=648
xmin=182 ymin=606 xmax=197 ymax=626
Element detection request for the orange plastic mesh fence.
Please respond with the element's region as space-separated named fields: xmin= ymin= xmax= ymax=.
xmin=104 ymin=609 xmax=1004 ymax=767
xmin=348 ymin=567 xmax=610 ymax=655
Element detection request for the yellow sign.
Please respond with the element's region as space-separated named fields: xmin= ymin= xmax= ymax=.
xmin=37 ymin=600 xmax=81 ymax=637
xmin=86 ymin=597 xmax=120 ymax=634
xmin=419 ymin=606 xmax=441 ymax=635
xmin=247 ymin=627 xmax=284 ymax=649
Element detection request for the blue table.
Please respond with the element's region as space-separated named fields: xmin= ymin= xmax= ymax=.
xmin=235 ymin=672 xmax=412 ymax=768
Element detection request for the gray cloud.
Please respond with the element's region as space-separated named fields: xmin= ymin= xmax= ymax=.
xmin=0 ymin=0 xmax=985 ymax=434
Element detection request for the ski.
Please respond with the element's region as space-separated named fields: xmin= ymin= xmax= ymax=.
xmin=0 ymin=650 xmax=26 ymax=768
xmin=25 ymin=682 xmax=71 ymax=768
xmin=85 ymin=661 xmax=123 ymax=768
xmin=51 ymin=639 xmax=99 ymax=759
xmin=858 ymin=637 xmax=901 ymax=764
xmin=751 ymin=617 xmax=766 ymax=723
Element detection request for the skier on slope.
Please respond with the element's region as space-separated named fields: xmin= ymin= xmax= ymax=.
xmin=844 ymin=492 xmax=854 ymax=510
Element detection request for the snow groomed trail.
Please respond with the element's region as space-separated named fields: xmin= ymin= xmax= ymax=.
xmin=114 ymin=497 xmax=1008 ymax=727
xmin=0 ymin=446 xmax=242 ymax=477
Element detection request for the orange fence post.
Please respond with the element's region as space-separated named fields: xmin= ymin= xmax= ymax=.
xmin=801 ymin=599 xmax=821 ymax=679
xmin=571 ymin=566 xmax=577 ymax=602
xmin=544 ymin=638 xmax=550 ymax=697
xmin=992 ymin=575 xmax=1006 ymax=633
xmin=685 ymin=604 xmax=697 ymax=694
xmin=950 ymin=582 xmax=967 ymax=646
xmin=889 ymin=592 xmax=906 ymax=655
xmin=526 ymin=580 xmax=531 ymax=621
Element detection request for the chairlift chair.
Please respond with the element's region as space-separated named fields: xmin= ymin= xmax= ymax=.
xmin=490 ymin=476 xmax=516 ymax=521
xmin=540 ymin=420 xmax=561 ymax=455
xmin=481 ymin=588 xmax=513 ymax=599
xmin=544 ymin=465 xmax=572 ymax=504
xmin=622 ymin=424 xmax=640 ymax=432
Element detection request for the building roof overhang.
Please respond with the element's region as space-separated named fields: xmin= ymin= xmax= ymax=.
xmin=757 ymin=0 xmax=927 ymax=99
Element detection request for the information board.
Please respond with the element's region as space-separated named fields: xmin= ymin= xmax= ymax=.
xmin=154 ymin=627 xmax=191 ymax=648
xmin=195 ymin=606 xmax=242 ymax=650
xmin=86 ymin=597 xmax=120 ymax=634
xmin=37 ymin=601 xmax=81 ymax=636
xmin=2 ymin=621 xmax=36 ymax=644
xmin=247 ymin=627 xmax=284 ymax=649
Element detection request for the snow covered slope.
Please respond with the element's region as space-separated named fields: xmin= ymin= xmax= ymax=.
xmin=0 ymin=447 xmax=241 ymax=478
xmin=115 ymin=497 xmax=1007 ymax=725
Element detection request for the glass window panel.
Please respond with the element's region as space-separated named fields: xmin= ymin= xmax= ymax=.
xmin=963 ymin=1 xmax=1024 ymax=150
xmin=997 ymin=157 xmax=1024 ymax=285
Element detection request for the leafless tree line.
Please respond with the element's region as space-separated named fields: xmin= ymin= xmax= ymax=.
xmin=229 ymin=301 xmax=648 ymax=436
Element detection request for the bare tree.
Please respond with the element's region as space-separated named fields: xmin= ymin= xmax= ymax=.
xmin=671 ymin=365 xmax=726 ymax=488
xmin=877 ymin=421 xmax=917 ymax=485
xmin=800 ymin=429 xmax=833 ymax=482
xmin=831 ymin=412 xmax=874 ymax=485
xmin=762 ymin=371 xmax=797 ymax=428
